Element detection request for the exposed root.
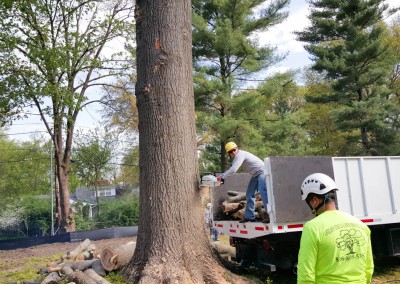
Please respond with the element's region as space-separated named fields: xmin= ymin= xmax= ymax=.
xmin=122 ymin=253 xmax=262 ymax=284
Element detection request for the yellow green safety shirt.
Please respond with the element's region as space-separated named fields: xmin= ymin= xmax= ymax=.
xmin=297 ymin=210 xmax=374 ymax=284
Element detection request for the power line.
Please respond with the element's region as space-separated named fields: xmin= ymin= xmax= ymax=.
xmin=0 ymin=159 xmax=136 ymax=166
xmin=5 ymin=122 xmax=44 ymax=126
xmin=0 ymin=148 xmax=41 ymax=151
xmin=0 ymin=158 xmax=48 ymax=164
xmin=0 ymin=131 xmax=48 ymax=136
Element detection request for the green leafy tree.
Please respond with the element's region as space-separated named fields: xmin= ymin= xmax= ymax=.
xmin=387 ymin=16 xmax=400 ymax=98
xmin=384 ymin=17 xmax=400 ymax=154
xmin=72 ymin=128 xmax=116 ymax=214
xmin=0 ymin=135 xmax=50 ymax=198
xmin=20 ymin=197 xmax=52 ymax=236
xmin=117 ymin=147 xmax=140 ymax=186
xmin=257 ymin=71 xmax=310 ymax=155
xmin=102 ymin=78 xmax=138 ymax=136
xmin=302 ymin=69 xmax=356 ymax=155
xmin=0 ymin=0 xmax=135 ymax=232
xmin=296 ymin=0 xmax=400 ymax=155
xmin=192 ymin=0 xmax=290 ymax=171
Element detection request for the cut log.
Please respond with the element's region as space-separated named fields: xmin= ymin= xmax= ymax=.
xmin=41 ymin=271 xmax=61 ymax=284
xmin=259 ymin=208 xmax=270 ymax=223
xmin=232 ymin=208 xmax=245 ymax=220
xmin=40 ymin=259 xmax=97 ymax=276
xmin=38 ymin=266 xmax=62 ymax=274
xmin=84 ymin=269 xmax=111 ymax=284
xmin=221 ymin=201 xmax=243 ymax=213
xmin=227 ymin=190 xmax=241 ymax=196
xmin=62 ymin=266 xmax=97 ymax=284
xmin=100 ymin=242 xmax=136 ymax=271
xmin=73 ymin=271 xmax=97 ymax=284
xmin=62 ymin=239 xmax=91 ymax=261
xmin=61 ymin=266 xmax=74 ymax=280
xmin=65 ymin=260 xmax=97 ymax=271
xmin=91 ymin=259 xmax=106 ymax=277
xmin=227 ymin=193 xmax=246 ymax=203
xmin=254 ymin=201 xmax=264 ymax=209
xmin=83 ymin=244 xmax=96 ymax=260
xmin=211 ymin=241 xmax=236 ymax=256
xmin=231 ymin=209 xmax=259 ymax=220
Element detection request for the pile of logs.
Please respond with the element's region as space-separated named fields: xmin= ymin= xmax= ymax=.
xmin=221 ymin=191 xmax=269 ymax=222
xmin=38 ymin=239 xmax=136 ymax=284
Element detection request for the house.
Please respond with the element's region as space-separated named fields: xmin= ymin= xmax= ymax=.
xmin=70 ymin=184 xmax=129 ymax=218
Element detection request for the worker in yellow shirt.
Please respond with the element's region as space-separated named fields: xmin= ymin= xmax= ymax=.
xmin=297 ymin=173 xmax=374 ymax=284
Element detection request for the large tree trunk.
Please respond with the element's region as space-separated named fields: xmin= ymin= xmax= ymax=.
xmin=122 ymin=1 xmax=249 ymax=283
xmin=54 ymin=123 xmax=75 ymax=233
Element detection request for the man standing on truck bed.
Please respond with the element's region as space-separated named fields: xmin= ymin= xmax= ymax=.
xmin=218 ymin=142 xmax=268 ymax=223
xmin=297 ymin=173 xmax=374 ymax=284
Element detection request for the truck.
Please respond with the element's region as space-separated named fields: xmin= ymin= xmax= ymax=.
xmin=210 ymin=156 xmax=400 ymax=271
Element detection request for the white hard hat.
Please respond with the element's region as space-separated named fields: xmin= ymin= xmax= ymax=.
xmin=300 ymin=173 xmax=338 ymax=200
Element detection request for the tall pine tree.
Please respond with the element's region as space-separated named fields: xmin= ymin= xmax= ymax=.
xmin=296 ymin=0 xmax=400 ymax=155
xmin=192 ymin=0 xmax=290 ymax=171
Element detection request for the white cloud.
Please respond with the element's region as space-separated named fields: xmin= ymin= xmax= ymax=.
xmin=258 ymin=0 xmax=400 ymax=71
xmin=257 ymin=0 xmax=309 ymax=54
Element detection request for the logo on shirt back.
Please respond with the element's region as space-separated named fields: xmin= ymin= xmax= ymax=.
xmin=335 ymin=228 xmax=366 ymax=262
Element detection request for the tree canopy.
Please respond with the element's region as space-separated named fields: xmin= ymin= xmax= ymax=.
xmin=192 ymin=0 xmax=290 ymax=171
xmin=0 ymin=0 xmax=135 ymax=231
xmin=296 ymin=0 xmax=400 ymax=155
xmin=0 ymin=134 xmax=50 ymax=198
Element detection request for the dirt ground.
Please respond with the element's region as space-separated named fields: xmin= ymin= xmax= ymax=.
xmin=1 ymin=236 xmax=400 ymax=284
xmin=0 ymin=236 xmax=137 ymax=284
xmin=0 ymin=236 xmax=137 ymax=261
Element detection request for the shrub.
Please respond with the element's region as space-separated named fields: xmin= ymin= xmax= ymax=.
xmin=94 ymin=197 xmax=139 ymax=229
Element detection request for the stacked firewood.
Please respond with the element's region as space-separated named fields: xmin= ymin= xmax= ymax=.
xmin=38 ymin=239 xmax=136 ymax=284
xmin=221 ymin=190 xmax=269 ymax=222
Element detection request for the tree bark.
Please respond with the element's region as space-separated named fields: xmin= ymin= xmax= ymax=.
xmin=54 ymin=126 xmax=75 ymax=233
xmin=62 ymin=239 xmax=92 ymax=261
xmin=91 ymin=259 xmax=107 ymax=277
xmin=84 ymin=269 xmax=111 ymax=284
xmin=62 ymin=266 xmax=97 ymax=284
xmin=122 ymin=1 xmax=252 ymax=283
xmin=41 ymin=272 xmax=62 ymax=284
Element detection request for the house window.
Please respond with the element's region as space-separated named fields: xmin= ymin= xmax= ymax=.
xmin=98 ymin=188 xmax=116 ymax=197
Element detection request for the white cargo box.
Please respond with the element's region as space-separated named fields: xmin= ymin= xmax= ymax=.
xmin=214 ymin=156 xmax=400 ymax=239
xmin=334 ymin=156 xmax=400 ymax=225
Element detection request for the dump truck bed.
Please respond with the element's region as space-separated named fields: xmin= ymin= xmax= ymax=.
xmin=213 ymin=156 xmax=400 ymax=239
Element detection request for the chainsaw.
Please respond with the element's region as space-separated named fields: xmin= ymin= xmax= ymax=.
xmin=200 ymin=173 xmax=224 ymax=187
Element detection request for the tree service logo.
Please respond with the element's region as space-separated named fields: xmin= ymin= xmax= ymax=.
xmin=335 ymin=228 xmax=366 ymax=262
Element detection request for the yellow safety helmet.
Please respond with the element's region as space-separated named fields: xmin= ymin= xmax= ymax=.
xmin=225 ymin=142 xmax=237 ymax=152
